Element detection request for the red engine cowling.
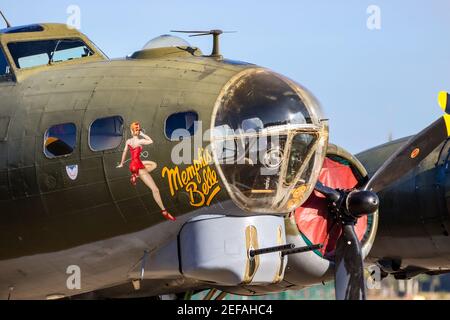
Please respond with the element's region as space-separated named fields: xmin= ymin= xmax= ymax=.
xmin=281 ymin=143 xmax=379 ymax=288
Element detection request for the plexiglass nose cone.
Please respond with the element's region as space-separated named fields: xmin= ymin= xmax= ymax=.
xmin=211 ymin=69 xmax=328 ymax=213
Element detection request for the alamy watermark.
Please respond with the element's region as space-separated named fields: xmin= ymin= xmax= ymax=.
xmin=66 ymin=265 xmax=81 ymax=290
xmin=66 ymin=5 xmax=81 ymax=30
xmin=367 ymin=5 xmax=381 ymax=30
xmin=167 ymin=120 xmax=307 ymax=176
xmin=366 ymin=264 xmax=382 ymax=290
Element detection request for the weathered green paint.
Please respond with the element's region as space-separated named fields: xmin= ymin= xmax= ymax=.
xmin=0 ymin=24 xmax=255 ymax=259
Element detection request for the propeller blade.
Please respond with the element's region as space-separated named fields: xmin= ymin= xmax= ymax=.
xmin=334 ymin=224 xmax=366 ymax=300
xmin=189 ymin=33 xmax=212 ymax=37
xmin=364 ymin=115 xmax=450 ymax=193
xmin=438 ymin=91 xmax=450 ymax=114
xmin=170 ymin=30 xmax=211 ymax=33
xmin=314 ymin=181 xmax=341 ymax=203
xmin=171 ymin=30 xmax=235 ymax=35
xmin=189 ymin=32 xmax=236 ymax=37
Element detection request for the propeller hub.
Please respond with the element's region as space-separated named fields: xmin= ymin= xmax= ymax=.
xmin=346 ymin=190 xmax=379 ymax=218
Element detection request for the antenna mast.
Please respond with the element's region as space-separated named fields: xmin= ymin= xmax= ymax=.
xmin=170 ymin=29 xmax=235 ymax=59
xmin=0 ymin=10 xmax=11 ymax=28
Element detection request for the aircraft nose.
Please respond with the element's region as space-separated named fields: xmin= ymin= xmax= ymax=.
xmin=210 ymin=69 xmax=328 ymax=213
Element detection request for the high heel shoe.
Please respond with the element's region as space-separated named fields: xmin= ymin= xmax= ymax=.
xmin=161 ymin=209 xmax=176 ymax=221
xmin=130 ymin=174 xmax=138 ymax=186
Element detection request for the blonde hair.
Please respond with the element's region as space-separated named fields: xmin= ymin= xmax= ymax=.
xmin=130 ymin=122 xmax=141 ymax=136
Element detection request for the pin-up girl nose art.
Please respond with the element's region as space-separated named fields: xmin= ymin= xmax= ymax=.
xmin=116 ymin=122 xmax=176 ymax=221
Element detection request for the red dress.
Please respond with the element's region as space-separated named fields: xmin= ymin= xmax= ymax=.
xmin=128 ymin=144 xmax=145 ymax=185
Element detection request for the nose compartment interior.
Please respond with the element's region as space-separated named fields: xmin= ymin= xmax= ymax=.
xmin=211 ymin=70 xmax=328 ymax=213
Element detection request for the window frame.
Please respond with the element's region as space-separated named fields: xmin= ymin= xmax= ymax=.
xmin=88 ymin=115 xmax=124 ymax=152
xmin=164 ymin=110 xmax=199 ymax=141
xmin=43 ymin=122 xmax=78 ymax=159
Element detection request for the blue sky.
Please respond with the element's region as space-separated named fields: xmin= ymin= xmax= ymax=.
xmin=3 ymin=1 xmax=450 ymax=153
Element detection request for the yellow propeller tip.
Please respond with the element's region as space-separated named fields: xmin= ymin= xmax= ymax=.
xmin=438 ymin=91 xmax=449 ymax=113
xmin=443 ymin=114 xmax=450 ymax=137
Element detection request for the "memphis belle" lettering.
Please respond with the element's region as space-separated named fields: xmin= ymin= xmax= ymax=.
xmin=161 ymin=148 xmax=221 ymax=207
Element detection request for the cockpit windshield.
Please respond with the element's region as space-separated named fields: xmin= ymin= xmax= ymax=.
xmin=7 ymin=38 xmax=94 ymax=69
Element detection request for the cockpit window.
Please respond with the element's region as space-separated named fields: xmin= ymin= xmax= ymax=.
xmin=44 ymin=123 xmax=77 ymax=158
xmin=7 ymin=38 xmax=94 ymax=69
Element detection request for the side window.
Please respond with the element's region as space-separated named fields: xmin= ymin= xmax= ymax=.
xmin=165 ymin=111 xmax=198 ymax=141
xmin=44 ymin=123 xmax=77 ymax=158
xmin=0 ymin=49 xmax=12 ymax=80
xmin=89 ymin=116 xmax=124 ymax=151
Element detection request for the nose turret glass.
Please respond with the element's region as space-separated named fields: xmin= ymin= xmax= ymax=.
xmin=211 ymin=69 xmax=328 ymax=213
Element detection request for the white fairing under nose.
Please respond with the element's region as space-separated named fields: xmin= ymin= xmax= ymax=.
xmin=211 ymin=68 xmax=329 ymax=214
xmin=130 ymin=214 xmax=289 ymax=286
xmin=179 ymin=215 xmax=287 ymax=285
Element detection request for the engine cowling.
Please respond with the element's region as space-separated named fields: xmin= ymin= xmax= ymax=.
xmin=282 ymin=143 xmax=379 ymax=289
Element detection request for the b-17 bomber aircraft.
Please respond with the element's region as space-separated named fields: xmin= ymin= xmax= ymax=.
xmin=0 ymin=16 xmax=450 ymax=300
